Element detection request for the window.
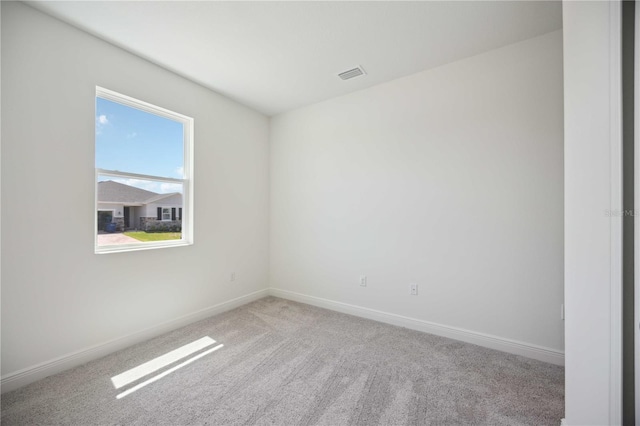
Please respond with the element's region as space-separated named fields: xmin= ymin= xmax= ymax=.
xmin=95 ymin=87 xmax=193 ymax=253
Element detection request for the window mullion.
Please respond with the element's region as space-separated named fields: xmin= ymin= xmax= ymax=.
xmin=97 ymin=169 xmax=183 ymax=185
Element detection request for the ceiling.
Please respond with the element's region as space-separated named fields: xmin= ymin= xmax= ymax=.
xmin=27 ymin=1 xmax=562 ymax=116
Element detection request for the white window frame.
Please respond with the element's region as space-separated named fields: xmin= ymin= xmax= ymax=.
xmin=161 ymin=207 xmax=171 ymax=221
xmin=95 ymin=86 xmax=194 ymax=254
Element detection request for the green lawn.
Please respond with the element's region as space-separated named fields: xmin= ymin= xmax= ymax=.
xmin=124 ymin=231 xmax=182 ymax=242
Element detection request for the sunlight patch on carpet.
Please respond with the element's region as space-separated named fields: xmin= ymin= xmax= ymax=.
xmin=115 ymin=343 xmax=224 ymax=399
xmin=111 ymin=336 xmax=224 ymax=399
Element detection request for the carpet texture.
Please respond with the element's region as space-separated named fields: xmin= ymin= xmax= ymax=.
xmin=1 ymin=297 xmax=564 ymax=425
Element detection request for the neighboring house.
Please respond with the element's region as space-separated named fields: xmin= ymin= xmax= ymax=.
xmin=97 ymin=180 xmax=182 ymax=232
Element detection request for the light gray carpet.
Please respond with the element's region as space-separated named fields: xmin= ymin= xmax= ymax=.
xmin=1 ymin=297 xmax=564 ymax=425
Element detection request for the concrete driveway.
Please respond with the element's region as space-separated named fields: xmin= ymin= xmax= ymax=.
xmin=97 ymin=233 xmax=140 ymax=245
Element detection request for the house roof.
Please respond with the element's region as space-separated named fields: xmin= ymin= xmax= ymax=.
xmin=144 ymin=192 xmax=182 ymax=204
xmin=97 ymin=180 xmax=181 ymax=205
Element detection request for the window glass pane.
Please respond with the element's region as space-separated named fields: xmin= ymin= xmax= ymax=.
xmin=97 ymin=175 xmax=183 ymax=246
xmin=95 ymin=87 xmax=192 ymax=253
xmin=96 ymin=97 xmax=184 ymax=179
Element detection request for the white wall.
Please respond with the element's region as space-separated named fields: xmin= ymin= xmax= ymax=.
xmin=563 ymin=1 xmax=622 ymax=424
xmin=270 ymin=31 xmax=564 ymax=355
xmin=1 ymin=1 xmax=269 ymax=386
xmin=97 ymin=204 xmax=123 ymax=217
xmin=143 ymin=195 xmax=182 ymax=218
xmin=97 ymin=205 xmax=119 ymax=213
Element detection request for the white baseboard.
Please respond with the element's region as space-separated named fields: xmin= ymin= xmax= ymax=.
xmin=2 ymin=286 xmax=564 ymax=394
xmin=0 ymin=289 xmax=269 ymax=394
xmin=268 ymin=288 xmax=565 ymax=366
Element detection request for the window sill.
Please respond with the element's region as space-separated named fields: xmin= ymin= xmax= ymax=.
xmin=95 ymin=239 xmax=192 ymax=254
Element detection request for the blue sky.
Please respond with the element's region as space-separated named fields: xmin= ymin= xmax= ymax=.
xmin=96 ymin=97 xmax=184 ymax=194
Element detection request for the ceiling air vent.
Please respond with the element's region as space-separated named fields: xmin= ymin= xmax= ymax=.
xmin=338 ymin=66 xmax=366 ymax=81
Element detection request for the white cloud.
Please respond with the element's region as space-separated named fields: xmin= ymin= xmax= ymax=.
xmin=175 ymin=166 xmax=184 ymax=177
xmin=160 ymin=182 xmax=183 ymax=194
xmin=126 ymin=132 xmax=137 ymax=139
xmin=109 ymin=178 xmax=183 ymax=194
xmin=96 ymin=115 xmax=110 ymax=135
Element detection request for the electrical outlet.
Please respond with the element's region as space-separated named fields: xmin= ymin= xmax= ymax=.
xmin=410 ymin=283 xmax=418 ymax=295
xmin=230 ymin=272 xmax=236 ymax=282
xmin=359 ymin=275 xmax=367 ymax=287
